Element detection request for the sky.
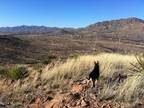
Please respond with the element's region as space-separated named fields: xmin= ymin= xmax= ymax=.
xmin=0 ymin=0 xmax=144 ymax=28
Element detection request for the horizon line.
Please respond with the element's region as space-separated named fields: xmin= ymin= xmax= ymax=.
xmin=0 ymin=17 xmax=143 ymax=28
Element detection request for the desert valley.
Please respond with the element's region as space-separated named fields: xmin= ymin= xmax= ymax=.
xmin=0 ymin=17 xmax=144 ymax=108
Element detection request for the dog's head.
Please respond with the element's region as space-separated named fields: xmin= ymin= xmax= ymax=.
xmin=94 ymin=61 xmax=99 ymax=67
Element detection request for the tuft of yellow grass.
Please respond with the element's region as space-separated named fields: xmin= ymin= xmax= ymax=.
xmin=116 ymin=71 xmax=144 ymax=102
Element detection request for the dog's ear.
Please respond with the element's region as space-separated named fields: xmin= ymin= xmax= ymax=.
xmin=94 ymin=61 xmax=99 ymax=65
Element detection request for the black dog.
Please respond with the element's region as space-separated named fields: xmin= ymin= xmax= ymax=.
xmin=88 ymin=61 xmax=100 ymax=87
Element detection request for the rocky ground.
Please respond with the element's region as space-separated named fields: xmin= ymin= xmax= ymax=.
xmin=1 ymin=77 xmax=144 ymax=108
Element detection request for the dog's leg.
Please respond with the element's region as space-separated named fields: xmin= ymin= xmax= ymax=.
xmin=92 ymin=79 xmax=95 ymax=87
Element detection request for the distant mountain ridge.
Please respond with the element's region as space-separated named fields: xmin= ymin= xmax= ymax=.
xmin=77 ymin=17 xmax=144 ymax=42
xmin=85 ymin=17 xmax=144 ymax=31
xmin=0 ymin=25 xmax=62 ymax=33
xmin=0 ymin=17 xmax=144 ymax=33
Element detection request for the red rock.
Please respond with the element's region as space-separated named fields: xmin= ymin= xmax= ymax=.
xmin=81 ymin=99 xmax=87 ymax=107
xmin=44 ymin=94 xmax=64 ymax=108
xmin=44 ymin=101 xmax=55 ymax=108
xmin=71 ymin=84 xmax=83 ymax=93
xmin=35 ymin=97 xmax=41 ymax=104
xmin=29 ymin=97 xmax=42 ymax=108
xmin=29 ymin=103 xmax=39 ymax=108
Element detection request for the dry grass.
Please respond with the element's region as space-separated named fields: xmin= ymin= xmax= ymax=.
xmin=42 ymin=53 xmax=144 ymax=102
xmin=2 ymin=53 xmax=144 ymax=102
xmin=13 ymin=53 xmax=144 ymax=102
xmin=116 ymin=54 xmax=144 ymax=101
xmin=117 ymin=73 xmax=144 ymax=101
xmin=41 ymin=53 xmax=136 ymax=81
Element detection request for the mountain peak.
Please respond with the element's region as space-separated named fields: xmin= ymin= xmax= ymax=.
xmin=125 ymin=17 xmax=144 ymax=22
xmin=87 ymin=17 xmax=144 ymax=30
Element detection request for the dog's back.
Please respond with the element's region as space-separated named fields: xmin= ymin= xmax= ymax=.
xmin=89 ymin=61 xmax=100 ymax=80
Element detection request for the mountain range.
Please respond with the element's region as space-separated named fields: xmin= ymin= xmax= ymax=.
xmin=0 ymin=17 xmax=144 ymax=33
xmin=0 ymin=17 xmax=144 ymax=64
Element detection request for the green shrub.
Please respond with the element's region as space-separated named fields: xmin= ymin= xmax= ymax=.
xmin=43 ymin=55 xmax=57 ymax=64
xmin=8 ymin=66 xmax=28 ymax=80
xmin=69 ymin=53 xmax=79 ymax=59
xmin=0 ymin=66 xmax=7 ymax=78
xmin=0 ymin=66 xmax=5 ymax=74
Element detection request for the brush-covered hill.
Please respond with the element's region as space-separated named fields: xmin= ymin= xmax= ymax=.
xmin=0 ymin=35 xmax=36 ymax=64
xmin=77 ymin=17 xmax=144 ymax=52
xmin=78 ymin=17 xmax=144 ymax=42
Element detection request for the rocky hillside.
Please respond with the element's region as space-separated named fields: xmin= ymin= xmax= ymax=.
xmin=78 ymin=17 xmax=144 ymax=42
xmin=0 ymin=35 xmax=30 ymax=64
xmin=77 ymin=17 xmax=144 ymax=53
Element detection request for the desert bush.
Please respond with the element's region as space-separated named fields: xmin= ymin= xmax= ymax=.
xmin=8 ymin=66 xmax=28 ymax=80
xmin=42 ymin=55 xmax=57 ymax=64
xmin=0 ymin=66 xmax=7 ymax=78
xmin=69 ymin=53 xmax=79 ymax=59
xmin=130 ymin=53 xmax=144 ymax=73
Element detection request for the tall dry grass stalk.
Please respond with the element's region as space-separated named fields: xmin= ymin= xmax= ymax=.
xmin=116 ymin=54 xmax=144 ymax=101
xmin=117 ymin=73 xmax=144 ymax=101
